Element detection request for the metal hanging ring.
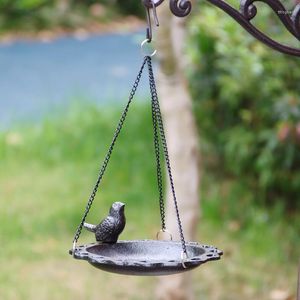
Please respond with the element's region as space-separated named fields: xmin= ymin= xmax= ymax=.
xmin=156 ymin=229 xmax=173 ymax=240
xmin=141 ymin=39 xmax=157 ymax=57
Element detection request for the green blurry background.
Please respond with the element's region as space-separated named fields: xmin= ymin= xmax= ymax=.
xmin=0 ymin=1 xmax=299 ymax=299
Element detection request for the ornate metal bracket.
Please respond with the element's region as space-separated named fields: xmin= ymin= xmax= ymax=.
xmin=143 ymin=0 xmax=300 ymax=56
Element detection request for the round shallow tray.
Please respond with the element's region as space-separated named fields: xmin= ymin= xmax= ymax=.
xmin=70 ymin=240 xmax=222 ymax=276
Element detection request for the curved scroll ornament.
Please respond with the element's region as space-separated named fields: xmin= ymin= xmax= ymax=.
xmin=206 ymin=0 xmax=300 ymax=56
xmin=240 ymin=0 xmax=300 ymax=39
xmin=144 ymin=0 xmax=300 ymax=56
xmin=169 ymin=0 xmax=192 ymax=17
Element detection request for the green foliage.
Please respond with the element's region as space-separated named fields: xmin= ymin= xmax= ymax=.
xmin=0 ymin=1 xmax=90 ymax=31
xmin=0 ymin=0 xmax=47 ymax=30
xmin=100 ymin=0 xmax=144 ymax=17
xmin=0 ymin=0 xmax=143 ymax=32
xmin=0 ymin=0 xmax=46 ymax=11
xmin=188 ymin=6 xmax=300 ymax=208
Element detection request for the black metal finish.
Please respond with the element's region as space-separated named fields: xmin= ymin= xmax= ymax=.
xmin=143 ymin=0 xmax=300 ymax=56
xmin=70 ymin=57 xmax=223 ymax=275
xmin=83 ymin=202 xmax=126 ymax=243
xmin=72 ymin=57 xmax=148 ymax=248
xmin=72 ymin=56 xmax=189 ymax=257
xmin=144 ymin=0 xmax=192 ymax=17
xmin=71 ymin=56 xmax=223 ymax=275
xmin=147 ymin=57 xmax=187 ymax=256
xmin=70 ymin=240 xmax=223 ymax=276
xmin=207 ymin=0 xmax=300 ymax=56
xmin=151 ymin=79 xmax=166 ymax=231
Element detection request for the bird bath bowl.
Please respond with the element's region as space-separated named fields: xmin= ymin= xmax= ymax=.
xmin=70 ymin=240 xmax=223 ymax=276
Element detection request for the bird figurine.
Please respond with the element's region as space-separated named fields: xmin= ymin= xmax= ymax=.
xmin=83 ymin=202 xmax=126 ymax=243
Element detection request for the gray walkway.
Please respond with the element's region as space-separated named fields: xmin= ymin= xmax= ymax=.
xmin=0 ymin=31 xmax=150 ymax=129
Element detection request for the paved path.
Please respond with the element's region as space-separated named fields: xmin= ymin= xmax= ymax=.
xmin=0 ymin=31 xmax=150 ymax=129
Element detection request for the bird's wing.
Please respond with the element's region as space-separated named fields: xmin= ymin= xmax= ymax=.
xmin=96 ymin=216 xmax=117 ymax=241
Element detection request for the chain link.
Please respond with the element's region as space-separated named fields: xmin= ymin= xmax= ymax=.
xmin=151 ymin=86 xmax=166 ymax=231
xmin=146 ymin=56 xmax=187 ymax=255
xmin=72 ymin=57 xmax=148 ymax=249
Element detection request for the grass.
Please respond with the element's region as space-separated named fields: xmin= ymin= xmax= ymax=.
xmin=0 ymin=102 xmax=299 ymax=300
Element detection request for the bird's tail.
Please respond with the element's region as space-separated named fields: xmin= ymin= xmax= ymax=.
xmin=83 ymin=222 xmax=96 ymax=233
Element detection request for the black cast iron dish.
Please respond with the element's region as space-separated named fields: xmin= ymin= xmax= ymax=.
xmin=71 ymin=240 xmax=222 ymax=276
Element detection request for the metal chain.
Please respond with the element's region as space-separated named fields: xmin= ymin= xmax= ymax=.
xmin=72 ymin=57 xmax=148 ymax=250
xmin=146 ymin=56 xmax=187 ymax=255
xmin=72 ymin=55 xmax=187 ymax=257
xmin=151 ymin=86 xmax=166 ymax=231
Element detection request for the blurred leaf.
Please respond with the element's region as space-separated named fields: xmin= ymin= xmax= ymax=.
xmin=188 ymin=4 xmax=300 ymax=208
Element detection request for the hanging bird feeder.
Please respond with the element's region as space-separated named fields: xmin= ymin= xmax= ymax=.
xmin=69 ymin=56 xmax=222 ymax=276
xmin=69 ymin=2 xmax=222 ymax=276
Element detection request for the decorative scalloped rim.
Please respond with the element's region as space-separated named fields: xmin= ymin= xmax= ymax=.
xmin=71 ymin=240 xmax=223 ymax=269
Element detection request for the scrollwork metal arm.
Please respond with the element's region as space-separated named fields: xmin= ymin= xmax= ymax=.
xmin=143 ymin=0 xmax=300 ymax=56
